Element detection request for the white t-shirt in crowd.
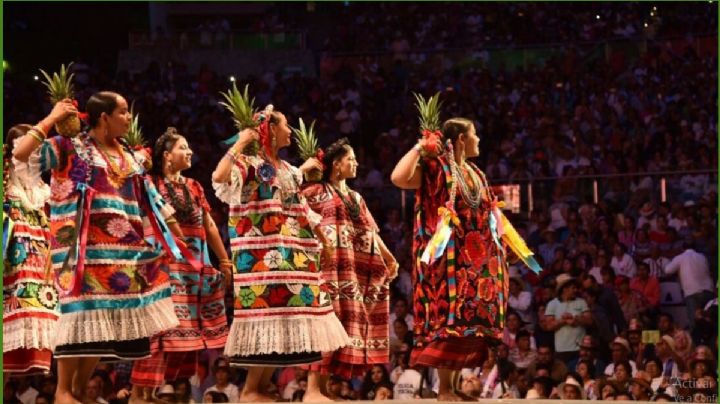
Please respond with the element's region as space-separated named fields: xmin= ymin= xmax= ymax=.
xmin=204 ymin=383 xmax=240 ymax=402
xmin=393 ymin=369 xmax=423 ymax=400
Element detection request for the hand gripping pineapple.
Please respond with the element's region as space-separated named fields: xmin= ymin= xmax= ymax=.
xmin=292 ymin=118 xmax=324 ymax=183
xmin=39 ymin=63 xmax=83 ymax=138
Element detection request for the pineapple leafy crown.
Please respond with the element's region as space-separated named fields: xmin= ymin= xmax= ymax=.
xmin=291 ymin=118 xmax=319 ymax=161
xmin=39 ymin=62 xmax=75 ymax=103
xmin=413 ymin=91 xmax=443 ymax=132
xmin=125 ymin=102 xmax=146 ymax=147
xmin=219 ymin=83 xmax=258 ymax=130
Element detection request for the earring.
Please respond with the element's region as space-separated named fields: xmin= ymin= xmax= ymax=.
xmin=271 ymin=136 xmax=277 ymax=150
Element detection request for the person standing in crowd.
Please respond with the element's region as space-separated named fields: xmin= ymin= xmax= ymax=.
xmin=301 ymin=137 xmax=399 ymax=381
xmin=543 ymin=274 xmax=592 ymax=365
xmin=130 ymin=128 xmax=230 ymax=401
xmin=212 ymin=106 xmax=349 ymax=402
xmin=13 ymin=92 xmax=183 ymax=404
xmin=663 ymin=241 xmax=715 ymax=331
xmin=391 ymin=117 xmax=509 ymax=400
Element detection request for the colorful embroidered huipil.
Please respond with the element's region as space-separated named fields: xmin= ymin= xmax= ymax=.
xmin=411 ymin=155 xmax=508 ymax=369
xmin=38 ymin=134 xmax=178 ymax=358
xmin=213 ymin=155 xmax=348 ymax=365
xmin=3 ymin=138 xmax=59 ymax=374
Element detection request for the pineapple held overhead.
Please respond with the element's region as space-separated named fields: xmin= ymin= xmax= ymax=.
xmin=39 ymin=63 xmax=82 ymax=138
xmin=291 ymin=118 xmax=323 ymax=182
xmin=413 ymin=91 xmax=444 ymax=157
xmin=219 ymin=83 xmax=259 ymax=155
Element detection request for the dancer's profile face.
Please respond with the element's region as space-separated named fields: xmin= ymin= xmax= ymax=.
xmin=270 ymin=112 xmax=292 ymax=149
xmin=103 ymin=96 xmax=132 ymax=138
xmin=164 ymin=136 xmax=193 ymax=172
xmin=333 ymin=147 xmax=358 ymax=180
xmin=460 ymin=124 xmax=480 ymax=158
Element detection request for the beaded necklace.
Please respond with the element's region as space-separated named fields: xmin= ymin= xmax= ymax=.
xmin=449 ymin=158 xmax=484 ymax=209
xmin=92 ymin=138 xmax=134 ymax=186
xmin=162 ymin=176 xmax=196 ymax=224
xmin=331 ymin=183 xmax=360 ymax=219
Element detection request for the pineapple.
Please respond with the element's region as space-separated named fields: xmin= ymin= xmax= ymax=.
xmin=124 ymin=103 xmax=146 ymax=148
xmin=413 ymin=91 xmax=442 ymax=132
xmin=219 ymin=83 xmax=259 ymax=155
xmin=39 ymin=63 xmax=82 ymax=137
xmin=291 ymin=118 xmax=322 ymax=182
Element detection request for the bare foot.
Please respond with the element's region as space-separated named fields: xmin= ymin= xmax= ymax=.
xmin=54 ymin=391 xmax=82 ymax=404
xmin=302 ymin=391 xmax=334 ymax=402
xmin=239 ymin=390 xmax=277 ymax=402
xmin=436 ymin=391 xmax=464 ymax=401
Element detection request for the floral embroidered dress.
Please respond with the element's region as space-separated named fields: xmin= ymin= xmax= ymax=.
xmin=213 ymin=155 xmax=349 ymax=365
xmin=37 ymin=133 xmax=179 ymax=358
xmin=3 ymin=138 xmax=59 ymax=374
xmin=302 ymin=183 xmax=391 ymax=379
xmin=411 ymin=155 xmax=508 ymax=369
xmin=130 ymin=177 xmax=228 ymax=386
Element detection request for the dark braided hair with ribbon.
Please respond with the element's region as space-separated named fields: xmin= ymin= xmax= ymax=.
xmin=4 ymin=125 xmax=33 ymax=193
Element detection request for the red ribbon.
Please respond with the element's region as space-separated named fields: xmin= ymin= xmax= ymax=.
xmin=315 ymin=148 xmax=326 ymax=170
xmin=71 ymin=186 xmax=96 ymax=296
xmin=71 ymin=99 xmax=89 ymax=122
xmin=420 ymin=129 xmax=443 ymax=155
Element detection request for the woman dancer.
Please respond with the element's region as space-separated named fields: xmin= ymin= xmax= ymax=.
xmin=391 ymin=117 xmax=509 ymax=401
xmin=301 ymin=137 xmax=398 ymax=380
xmin=3 ymin=108 xmax=66 ymax=377
xmin=129 ymin=128 xmax=230 ymax=401
xmin=212 ymin=105 xmax=348 ymax=402
xmin=13 ymin=93 xmax=181 ymax=404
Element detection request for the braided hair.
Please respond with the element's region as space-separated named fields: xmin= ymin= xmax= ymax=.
xmin=150 ymin=127 xmax=184 ymax=177
xmin=320 ymin=137 xmax=352 ymax=182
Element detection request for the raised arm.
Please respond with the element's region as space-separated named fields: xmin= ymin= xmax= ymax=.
xmin=390 ymin=144 xmax=423 ymax=190
xmin=212 ymin=128 xmax=259 ymax=184
xmin=13 ymin=100 xmax=77 ymax=162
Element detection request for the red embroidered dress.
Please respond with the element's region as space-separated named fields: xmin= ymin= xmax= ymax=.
xmin=213 ymin=155 xmax=348 ymax=364
xmin=130 ymin=177 xmax=228 ymax=386
xmin=302 ymin=183 xmax=391 ymax=378
xmin=411 ymin=156 xmax=508 ymax=369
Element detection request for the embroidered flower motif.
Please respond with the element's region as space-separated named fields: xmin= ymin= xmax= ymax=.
xmin=57 ymin=270 xmax=74 ymax=292
xmin=299 ymin=286 xmax=315 ymax=304
xmin=238 ymin=288 xmax=256 ymax=308
xmin=37 ymin=285 xmax=58 ymax=309
xmin=263 ymin=250 xmax=283 ymax=269
xmin=69 ymin=156 xmax=89 ymax=184
xmin=8 ymin=241 xmax=28 ymax=266
xmin=106 ymin=218 xmax=132 ymax=239
xmin=464 ymin=231 xmax=488 ymax=265
xmin=284 ymin=218 xmax=300 ymax=237
xmin=109 ymin=272 xmax=131 ymax=293
xmin=51 ymin=179 xmax=74 ymax=200
xmin=55 ymin=224 xmax=76 ymax=246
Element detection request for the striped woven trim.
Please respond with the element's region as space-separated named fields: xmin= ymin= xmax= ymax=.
xmin=230 ymin=235 xmax=320 ymax=251
xmin=233 ymin=271 xmax=321 ymax=287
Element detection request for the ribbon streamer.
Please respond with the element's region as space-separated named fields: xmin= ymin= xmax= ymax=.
xmin=60 ymin=183 xmax=97 ymax=296
xmin=2 ymin=204 xmax=15 ymax=260
xmin=420 ymin=206 xmax=458 ymax=265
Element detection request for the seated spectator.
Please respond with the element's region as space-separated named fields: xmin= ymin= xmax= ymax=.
xmin=360 ymin=365 xmax=391 ymax=400
xmin=85 ymin=379 xmax=108 ymax=404
xmin=610 ymin=360 xmax=633 ymax=393
xmin=502 ymin=311 xmax=536 ymax=351
xmin=527 ymin=375 xmax=555 ymax=399
xmin=568 ymin=335 xmax=607 ymax=378
xmin=527 ymin=344 xmax=568 ymax=384
xmin=610 ymin=242 xmax=637 ymax=278
xmin=393 ymin=352 xmax=424 ymax=400
xmin=658 ymin=313 xmax=694 ymax=365
xmin=643 ymin=246 xmax=670 ymax=279
xmin=629 ymin=372 xmax=654 ymax=401
xmin=156 ymin=384 xmax=176 ymax=403
xmin=604 ymin=337 xmax=638 ymax=376
xmin=558 ymin=373 xmax=586 ymax=400
xmin=507 ymin=269 xmax=533 ymax=327
xmin=630 ymin=261 xmax=661 ymax=309
xmin=615 ymin=275 xmax=647 ymax=324
xmin=509 ymin=330 xmax=538 ymax=369
xmin=203 ymin=357 xmax=240 ymax=402
xmin=374 ymin=381 xmax=394 ymax=400
xmin=575 ymin=359 xmax=598 ymax=399
xmin=491 ymin=360 xmax=520 ymax=399
xmin=173 ymin=379 xmax=196 ymax=404
xmin=633 ymin=228 xmax=655 ymax=261
xmin=202 ymin=391 xmax=229 ymax=403
xmin=388 ymin=297 xmax=414 ymax=341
